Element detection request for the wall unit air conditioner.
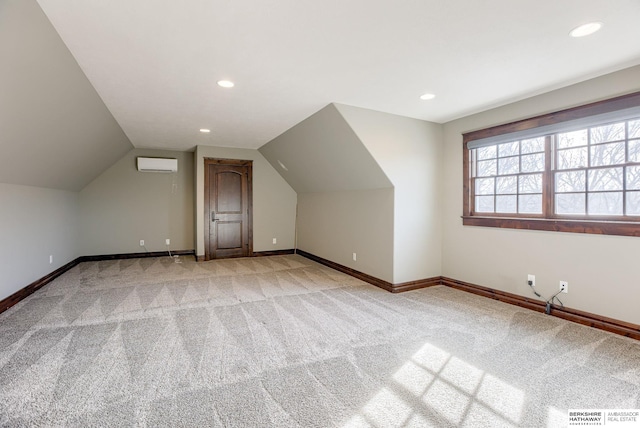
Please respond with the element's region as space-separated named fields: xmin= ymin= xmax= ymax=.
xmin=136 ymin=157 xmax=178 ymax=173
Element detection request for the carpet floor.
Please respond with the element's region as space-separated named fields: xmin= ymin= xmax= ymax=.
xmin=0 ymin=254 xmax=638 ymax=427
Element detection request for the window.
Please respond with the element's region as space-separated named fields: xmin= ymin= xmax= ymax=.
xmin=472 ymin=137 xmax=546 ymax=215
xmin=463 ymin=91 xmax=640 ymax=236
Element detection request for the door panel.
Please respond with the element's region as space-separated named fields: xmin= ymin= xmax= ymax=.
xmin=216 ymin=172 xmax=242 ymax=213
xmin=216 ymin=221 xmax=242 ymax=249
xmin=204 ymin=160 xmax=253 ymax=260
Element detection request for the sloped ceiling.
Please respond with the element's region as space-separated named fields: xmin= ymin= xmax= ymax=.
xmin=0 ymin=0 xmax=132 ymax=191
xmin=4 ymin=0 xmax=640 ymax=192
xmin=334 ymin=103 xmax=443 ymax=187
xmin=35 ymin=0 xmax=640 ymax=151
xmin=259 ymin=104 xmax=392 ymax=193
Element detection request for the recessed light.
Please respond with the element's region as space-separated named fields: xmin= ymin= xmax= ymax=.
xmin=277 ymin=160 xmax=288 ymax=171
xmin=199 ymin=129 xmax=211 ymax=133
xmin=569 ymin=22 xmax=603 ymax=37
xmin=217 ymin=80 xmax=235 ymax=88
xmin=420 ymin=93 xmax=436 ymax=100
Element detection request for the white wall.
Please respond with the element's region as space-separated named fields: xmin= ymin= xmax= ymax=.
xmin=259 ymin=103 xmax=394 ymax=282
xmin=0 ymin=0 xmax=132 ymax=191
xmin=259 ymin=104 xmax=392 ymax=192
xmin=0 ymin=183 xmax=78 ymax=301
xmin=194 ymin=146 xmax=297 ymax=256
xmin=336 ymin=105 xmax=443 ymax=283
xmin=78 ymin=148 xmax=194 ymax=255
xmin=441 ymin=65 xmax=640 ymax=325
xmin=297 ymin=189 xmax=394 ymax=282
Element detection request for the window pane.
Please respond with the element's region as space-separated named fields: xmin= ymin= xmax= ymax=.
xmin=521 ymin=153 xmax=544 ymax=172
xmin=477 ymin=159 xmax=496 ymax=177
xmin=558 ymin=129 xmax=587 ymax=148
xmin=556 ymin=193 xmax=585 ymax=215
xmin=590 ymin=122 xmax=625 ymax=144
xmin=467 ymin=106 xmax=640 ymax=227
xmin=629 ymin=139 xmax=640 ymax=162
xmin=626 ymin=191 xmax=640 ymax=215
xmin=521 ymin=137 xmax=544 ymax=154
xmin=629 ymin=120 xmax=640 ymax=139
xmin=518 ymin=174 xmax=542 ymax=194
xmin=475 ymin=196 xmax=494 ymax=212
xmin=588 ymin=192 xmax=623 ymax=215
xmin=627 ymin=166 xmax=640 ymax=190
xmin=588 ymin=167 xmax=623 ymax=191
xmin=555 ymin=170 xmax=586 ymax=193
xmin=557 ymin=147 xmax=587 ymax=170
xmin=477 ymin=146 xmax=496 ymax=160
xmin=475 ymin=178 xmax=495 ymax=195
xmin=518 ymin=194 xmax=542 ymax=214
xmin=496 ymin=176 xmax=516 ymax=194
xmin=498 ymin=156 xmax=519 ymax=175
xmin=590 ymin=142 xmax=625 ymax=166
xmin=498 ymin=141 xmax=519 ymax=157
xmin=496 ymin=195 xmax=517 ymax=213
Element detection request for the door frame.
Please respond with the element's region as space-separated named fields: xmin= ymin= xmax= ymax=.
xmin=203 ymin=158 xmax=253 ymax=261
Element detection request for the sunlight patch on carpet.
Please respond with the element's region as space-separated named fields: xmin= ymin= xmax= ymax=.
xmin=345 ymin=342 xmax=527 ymax=427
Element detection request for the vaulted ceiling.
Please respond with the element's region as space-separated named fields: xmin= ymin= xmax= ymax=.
xmin=0 ymin=0 xmax=132 ymax=191
xmin=2 ymin=0 xmax=640 ymax=191
xmin=35 ymin=0 xmax=640 ymax=151
xmin=259 ymin=104 xmax=392 ymax=193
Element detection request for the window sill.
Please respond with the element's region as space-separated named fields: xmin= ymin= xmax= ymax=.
xmin=462 ymin=216 xmax=640 ymax=237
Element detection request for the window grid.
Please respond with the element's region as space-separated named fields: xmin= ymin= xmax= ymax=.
xmin=552 ymin=119 xmax=640 ymax=219
xmin=463 ymin=91 xmax=640 ymax=237
xmin=471 ymin=139 xmax=545 ymax=216
xmin=470 ymin=117 xmax=640 ymax=220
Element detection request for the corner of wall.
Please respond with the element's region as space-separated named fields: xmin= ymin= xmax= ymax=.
xmin=440 ymin=65 xmax=640 ymax=325
xmin=194 ymin=146 xmax=297 ymax=257
xmin=78 ymin=148 xmax=194 ymax=256
xmin=0 ymin=183 xmax=80 ymax=301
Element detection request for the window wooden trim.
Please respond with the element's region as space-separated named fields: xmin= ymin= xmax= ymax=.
xmin=463 ymin=91 xmax=640 ymax=236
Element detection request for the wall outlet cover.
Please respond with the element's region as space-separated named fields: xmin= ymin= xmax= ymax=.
xmin=527 ymin=274 xmax=535 ymax=287
xmin=560 ymin=281 xmax=569 ymax=293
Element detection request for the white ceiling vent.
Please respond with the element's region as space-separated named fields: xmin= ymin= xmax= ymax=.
xmin=136 ymin=157 xmax=178 ymax=173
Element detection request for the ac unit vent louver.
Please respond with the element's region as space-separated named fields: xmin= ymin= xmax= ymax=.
xmin=136 ymin=157 xmax=178 ymax=173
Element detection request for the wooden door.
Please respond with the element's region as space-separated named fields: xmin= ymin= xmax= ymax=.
xmin=204 ymin=159 xmax=252 ymax=260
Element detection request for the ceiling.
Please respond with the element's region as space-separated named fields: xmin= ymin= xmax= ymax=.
xmin=36 ymin=0 xmax=640 ymax=151
xmin=0 ymin=0 xmax=133 ymax=191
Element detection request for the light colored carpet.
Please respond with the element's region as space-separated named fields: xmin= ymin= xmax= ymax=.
xmin=0 ymin=254 xmax=638 ymax=427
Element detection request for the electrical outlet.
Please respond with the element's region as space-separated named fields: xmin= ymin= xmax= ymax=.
xmin=165 ymin=239 xmax=171 ymax=246
xmin=353 ymin=253 xmax=357 ymax=261
xmin=527 ymin=274 xmax=535 ymax=287
xmin=49 ymin=255 xmax=53 ymax=264
xmin=559 ymin=281 xmax=568 ymax=293
xmin=140 ymin=240 xmax=145 ymax=247
xmin=272 ymin=238 xmax=277 ymax=245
